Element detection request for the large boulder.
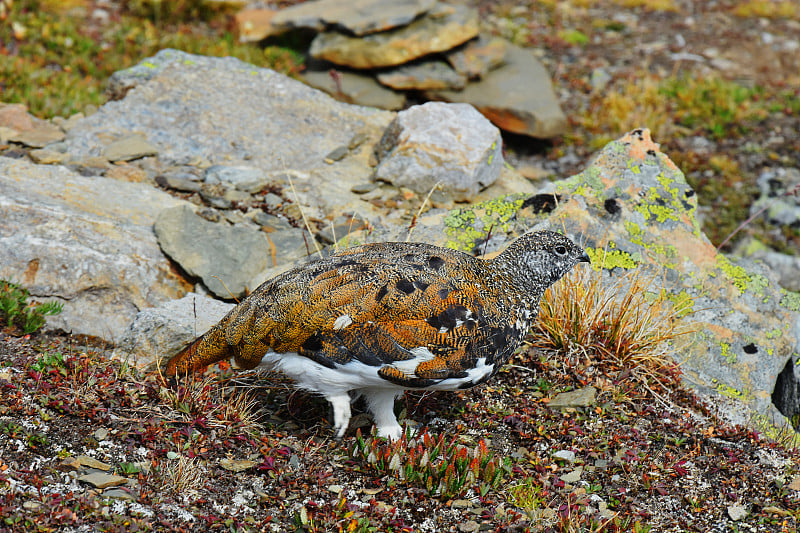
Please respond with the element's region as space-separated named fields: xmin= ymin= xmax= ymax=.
xmin=61 ymin=49 xmax=395 ymax=222
xmin=374 ymin=102 xmax=503 ymax=202
xmin=434 ymin=129 xmax=800 ymax=436
xmin=0 ymin=157 xmax=189 ymax=341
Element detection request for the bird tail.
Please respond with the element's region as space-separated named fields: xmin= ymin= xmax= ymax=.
xmin=161 ymin=320 xmax=232 ymax=378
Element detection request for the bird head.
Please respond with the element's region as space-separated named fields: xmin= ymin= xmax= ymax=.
xmin=494 ymin=230 xmax=590 ymax=298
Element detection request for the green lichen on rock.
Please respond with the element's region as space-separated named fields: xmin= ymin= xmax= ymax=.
xmin=443 ymin=194 xmax=526 ymax=251
xmin=555 ymin=166 xmax=603 ymax=198
xmin=714 ymin=255 xmax=751 ymax=295
xmin=664 ymin=289 xmax=695 ymax=318
xmin=720 ymin=342 xmax=736 ymax=364
xmin=585 ymin=245 xmax=638 ymax=271
xmin=712 ymin=380 xmax=747 ymax=400
xmin=780 ymin=289 xmax=800 ymax=312
xmin=748 ymin=274 xmax=770 ymax=302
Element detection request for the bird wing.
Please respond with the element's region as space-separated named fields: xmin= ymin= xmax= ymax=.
xmin=222 ymin=242 xmax=517 ymax=387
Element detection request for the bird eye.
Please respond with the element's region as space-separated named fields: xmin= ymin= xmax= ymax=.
xmin=555 ymin=245 xmax=567 ymax=256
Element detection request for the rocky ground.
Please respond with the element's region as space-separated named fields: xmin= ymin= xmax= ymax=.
xmin=2 ymin=324 xmax=799 ymax=532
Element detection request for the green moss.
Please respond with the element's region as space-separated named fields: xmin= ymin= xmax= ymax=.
xmin=765 ymin=328 xmax=782 ymax=340
xmin=780 ymin=289 xmax=800 ymax=312
xmin=585 ymin=246 xmax=638 ymax=271
xmin=0 ymin=0 xmax=303 ymax=118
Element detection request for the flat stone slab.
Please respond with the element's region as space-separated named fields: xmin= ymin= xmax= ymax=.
xmin=309 ymin=3 xmax=478 ymax=69
xmin=377 ymin=60 xmax=466 ymax=91
xmin=0 ymin=157 xmax=188 ymax=341
xmin=548 ymin=386 xmax=597 ymax=409
xmin=103 ymin=134 xmax=158 ymax=162
xmin=446 ymin=34 xmax=508 ymax=79
xmin=427 ymin=44 xmax=567 ymax=138
xmin=78 ymin=472 xmax=128 ymax=489
xmin=271 ymin=0 xmax=436 ymax=36
xmin=154 ymin=205 xmax=271 ymax=299
xmin=302 ymin=63 xmax=406 ymax=110
xmin=63 ymin=49 xmax=394 ymax=223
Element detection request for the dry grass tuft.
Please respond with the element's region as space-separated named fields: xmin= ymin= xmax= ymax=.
xmin=159 ymin=374 xmax=261 ymax=436
xmin=531 ymin=262 xmax=695 ymax=374
xmin=156 ymin=456 xmax=207 ymax=495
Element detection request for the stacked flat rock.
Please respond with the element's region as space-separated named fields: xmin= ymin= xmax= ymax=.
xmin=238 ymin=0 xmax=567 ymax=139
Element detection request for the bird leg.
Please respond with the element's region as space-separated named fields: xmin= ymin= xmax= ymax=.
xmin=361 ymin=388 xmax=403 ymax=440
xmin=327 ymin=393 xmax=352 ymax=439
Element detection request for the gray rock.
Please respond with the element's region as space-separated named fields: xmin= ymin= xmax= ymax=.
xmin=261 ymin=228 xmax=313 ymax=268
xmin=28 ymin=148 xmax=69 ymax=165
xmin=309 ymin=3 xmax=479 ymax=69
xmin=727 ymin=504 xmax=748 ymax=521
xmin=0 ymin=157 xmax=187 ymax=341
xmin=113 ymin=292 xmax=234 ymax=368
xmin=103 ymin=134 xmax=158 ymax=162
xmin=154 ymin=205 xmax=270 ymax=298
xmin=374 ymin=102 xmax=503 ymax=202
xmin=252 ymin=211 xmax=291 ymax=230
xmin=751 ymin=166 xmax=800 ymax=227
xmin=102 ymin=487 xmax=138 ymax=501
xmin=559 ymin=467 xmax=583 ymax=484
xmin=205 ymin=165 xmax=268 ymax=193
xmin=262 ymin=193 xmax=284 ymax=211
xmin=548 ymin=387 xmax=597 ymax=409
xmin=271 ymin=0 xmax=436 ymax=36
xmin=325 ymin=146 xmax=349 ymax=162
xmin=426 ymin=44 xmax=567 ymax=139
xmin=376 ymin=60 xmax=467 ymax=91
xmin=302 ymin=64 xmax=406 ymax=111
xmin=63 ymin=50 xmax=393 ymax=222
xmin=156 ymin=174 xmax=202 ymax=193
xmin=552 ymin=450 xmax=576 ymax=463
xmin=351 ymin=182 xmax=378 ymax=194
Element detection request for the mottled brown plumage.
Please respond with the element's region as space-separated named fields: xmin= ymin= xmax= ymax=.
xmin=163 ymin=230 xmax=589 ymax=439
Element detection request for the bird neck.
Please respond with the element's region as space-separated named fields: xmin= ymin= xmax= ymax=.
xmin=488 ymin=253 xmax=545 ymax=314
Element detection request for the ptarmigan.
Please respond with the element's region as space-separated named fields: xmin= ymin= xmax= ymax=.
xmin=163 ymin=230 xmax=590 ymax=439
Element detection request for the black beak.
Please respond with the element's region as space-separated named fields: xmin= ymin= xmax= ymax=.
xmin=580 ymin=251 xmax=591 ymax=263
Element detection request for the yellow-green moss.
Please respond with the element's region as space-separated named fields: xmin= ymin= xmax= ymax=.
xmin=715 ymin=255 xmax=751 ymax=295
xmin=585 ymin=246 xmax=639 ymax=271
xmin=720 ymin=342 xmax=736 ymax=364
xmin=443 ymin=195 xmax=525 ymax=251
xmin=664 ymin=289 xmax=695 ymax=318
xmin=712 ymin=380 xmax=745 ymax=399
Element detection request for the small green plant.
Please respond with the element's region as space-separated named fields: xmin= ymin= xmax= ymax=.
xmin=29 ymin=351 xmax=65 ymax=373
xmin=0 ymin=280 xmax=63 ymax=335
xmin=509 ymin=478 xmax=550 ymax=521
xmin=352 ymin=430 xmax=508 ymax=498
